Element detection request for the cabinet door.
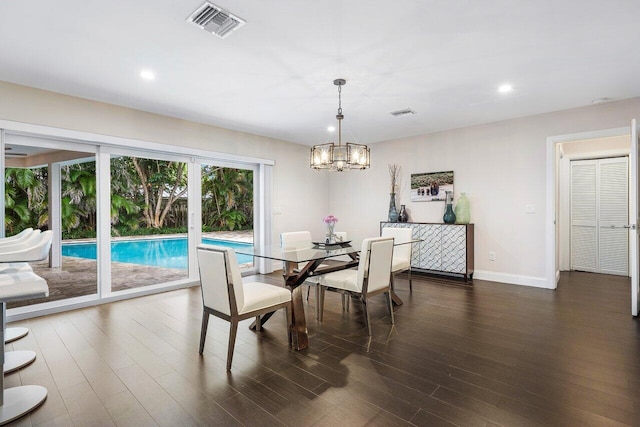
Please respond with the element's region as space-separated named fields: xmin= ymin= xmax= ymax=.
xmin=414 ymin=224 xmax=441 ymax=270
xmin=441 ymin=225 xmax=467 ymax=273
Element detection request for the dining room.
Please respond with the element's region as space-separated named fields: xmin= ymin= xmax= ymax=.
xmin=1 ymin=0 xmax=640 ymax=425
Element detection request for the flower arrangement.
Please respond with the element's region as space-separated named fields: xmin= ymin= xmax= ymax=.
xmin=323 ymin=214 xmax=338 ymax=226
xmin=323 ymin=215 xmax=338 ymax=243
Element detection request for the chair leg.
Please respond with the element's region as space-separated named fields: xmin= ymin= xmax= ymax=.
xmin=345 ymin=293 xmax=349 ymax=312
xmin=315 ymin=285 xmax=320 ymax=320
xmin=227 ymin=319 xmax=238 ymax=371
xmin=408 ymin=268 xmax=412 ymax=292
xmin=318 ymin=286 xmax=326 ymax=322
xmin=199 ymin=310 xmax=209 ymax=355
xmin=285 ymin=305 xmax=292 ymax=346
xmin=386 ymin=291 xmax=395 ymax=324
xmin=362 ymin=298 xmax=372 ymax=336
xmin=306 ymin=284 xmax=311 ymax=301
xmin=255 ymin=315 xmax=261 ymax=332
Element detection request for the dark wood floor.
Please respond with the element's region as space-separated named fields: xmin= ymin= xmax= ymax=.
xmin=5 ymin=271 xmax=640 ymax=426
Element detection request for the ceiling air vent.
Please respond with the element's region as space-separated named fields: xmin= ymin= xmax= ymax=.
xmin=187 ymin=2 xmax=246 ymax=39
xmin=390 ymin=108 xmax=416 ymax=117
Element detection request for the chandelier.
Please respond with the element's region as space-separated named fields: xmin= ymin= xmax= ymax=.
xmin=310 ymin=79 xmax=370 ymax=171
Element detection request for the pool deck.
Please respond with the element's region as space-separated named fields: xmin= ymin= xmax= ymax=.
xmin=10 ymin=230 xmax=254 ymax=309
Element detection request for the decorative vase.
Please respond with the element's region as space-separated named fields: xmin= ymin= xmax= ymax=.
xmin=326 ymin=223 xmax=336 ymax=243
xmin=443 ymin=204 xmax=456 ymax=224
xmin=443 ymin=191 xmax=456 ymax=224
xmin=455 ymin=192 xmax=470 ymax=224
xmin=398 ymin=205 xmax=408 ymax=222
xmin=388 ymin=193 xmax=399 ymax=222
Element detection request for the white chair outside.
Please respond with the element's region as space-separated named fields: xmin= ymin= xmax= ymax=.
xmin=381 ymin=227 xmax=413 ymax=291
xmin=0 ymin=230 xmax=53 ymax=263
xmin=318 ymin=237 xmax=395 ymax=336
xmin=0 ymin=228 xmax=34 ymax=247
xmin=197 ymin=244 xmax=292 ymax=370
xmin=0 ymin=230 xmax=41 ymax=252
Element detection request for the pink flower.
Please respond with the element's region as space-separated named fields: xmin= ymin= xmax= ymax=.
xmin=323 ymin=214 xmax=338 ymax=225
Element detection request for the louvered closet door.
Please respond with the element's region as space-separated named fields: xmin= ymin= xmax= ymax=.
xmin=599 ymin=157 xmax=628 ymax=275
xmin=571 ymin=157 xmax=629 ymax=275
xmin=571 ymin=160 xmax=598 ymax=272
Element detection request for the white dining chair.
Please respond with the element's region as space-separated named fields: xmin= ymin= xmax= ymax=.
xmin=197 ymin=244 xmax=292 ymax=370
xmin=381 ymin=227 xmax=413 ymax=291
xmin=318 ymin=236 xmax=395 ymax=336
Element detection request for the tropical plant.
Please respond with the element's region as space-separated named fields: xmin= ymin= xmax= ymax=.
xmin=4 ymin=167 xmax=47 ymax=234
xmin=201 ymin=166 xmax=253 ymax=230
xmin=130 ymin=158 xmax=188 ymax=229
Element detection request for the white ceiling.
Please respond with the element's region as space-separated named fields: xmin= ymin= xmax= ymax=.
xmin=1 ymin=1 xmax=639 ymax=146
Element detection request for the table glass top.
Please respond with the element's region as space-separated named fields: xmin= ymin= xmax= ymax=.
xmin=234 ymin=239 xmax=421 ymax=263
xmin=235 ymin=244 xmax=359 ymax=263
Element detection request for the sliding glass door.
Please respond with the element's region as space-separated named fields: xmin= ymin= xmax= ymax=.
xmin=4 ymin=136 xmax=98 ymax=308
xmin=200 ymin=162 xmax=255 ymax=271
xmin=1 ymin=126 xmax=269 ymax=316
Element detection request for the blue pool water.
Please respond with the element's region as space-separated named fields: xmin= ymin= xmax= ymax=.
xmin=61 ymin=238 xmax=254 ymax=269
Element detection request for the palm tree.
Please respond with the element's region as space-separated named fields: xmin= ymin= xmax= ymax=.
xmin=202 ymin=166 xmax=253 ymax=230
xmin=4 ymin=167 xmax=47 ymax=234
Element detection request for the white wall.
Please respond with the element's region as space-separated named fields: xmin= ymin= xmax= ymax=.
xmin=0 ymin=81 xmax=330 ymax=240
xmin=2 ymin=80 xmax=640 ymax=288
xmin=329 ymin=98 xmax=640 ymax=287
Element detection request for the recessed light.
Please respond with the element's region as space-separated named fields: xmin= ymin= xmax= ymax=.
xmin=498 ymin=84 xmax=513 ymax=93
xmin=592 ymin=97 xmax=612 ymax=104
xmin=140 ymin=70 xmax=155 ymax=80
xmin=327 ymin=126 xmax=336 ymax=132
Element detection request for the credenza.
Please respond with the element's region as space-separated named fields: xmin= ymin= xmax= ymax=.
xmin=380 ymin=222 xmax=474 ymax=281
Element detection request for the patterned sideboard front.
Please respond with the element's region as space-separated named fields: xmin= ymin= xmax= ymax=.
xmin=380 ymin=222 xmax=474 ymax=280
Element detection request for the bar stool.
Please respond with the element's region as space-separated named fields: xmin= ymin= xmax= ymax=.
xmin=0 ymin=271 xmax=49 ymax=424
xmin=0 ymin=231 xmax=52 ymax=374
xmin=0 ymin=229 xmax=38 ymax=345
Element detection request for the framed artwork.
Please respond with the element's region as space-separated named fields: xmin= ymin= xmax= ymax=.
xmin=411 ymin=171 xmax=454 ymax=202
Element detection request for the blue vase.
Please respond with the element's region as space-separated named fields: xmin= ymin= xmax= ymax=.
xmin=388 ymin=193 xmax=399 ymax=222
xmin=443 ymin=203 xmax=456 ymax=224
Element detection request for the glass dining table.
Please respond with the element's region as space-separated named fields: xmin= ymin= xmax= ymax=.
xmin=235 ymin=240 xmax=409 ymax=350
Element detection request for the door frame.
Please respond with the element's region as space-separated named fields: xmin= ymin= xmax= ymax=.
xmin=546 ymin=126 xmax=630 ymax=289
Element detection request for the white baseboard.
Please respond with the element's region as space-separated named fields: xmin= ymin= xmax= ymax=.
xmin=473 ymin=270 xmax=554 ymax=289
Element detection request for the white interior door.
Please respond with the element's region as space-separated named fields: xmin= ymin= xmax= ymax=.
xmin=598 ymin=157 xmax=628 ymax=276
xmin=571 ymin=160 xmax=598 ymax=272
xmin=571 ymin=158 xmax=629 ymax=276
xmin=630 ymin=119 xmax=639 ymax=316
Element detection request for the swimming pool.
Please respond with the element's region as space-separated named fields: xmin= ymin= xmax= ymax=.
xmin=61 ymin=238 xmax=254 ymax=269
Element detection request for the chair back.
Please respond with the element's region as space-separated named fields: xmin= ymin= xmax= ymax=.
xmin=197 ymin=244 xmax=244 ymax=316
xmin=0 ymin=230 xmax=52 ymax=262
xmin=0 ymin=229 xmax=41 ymax=252
xmin=356 ymin=237 xmax=394 ymax=293
xmin=280 ymin=231 xmax=313 ymax=269
xmin=0 ymin=228 xmax=34 ymax=246
xmin=334 ymin=232 xmax=347 ymax=242
xmin=381 ymin=227 xmax=412 ymax=262
xmin=31 ymin=230 xmax=53 ymax=261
